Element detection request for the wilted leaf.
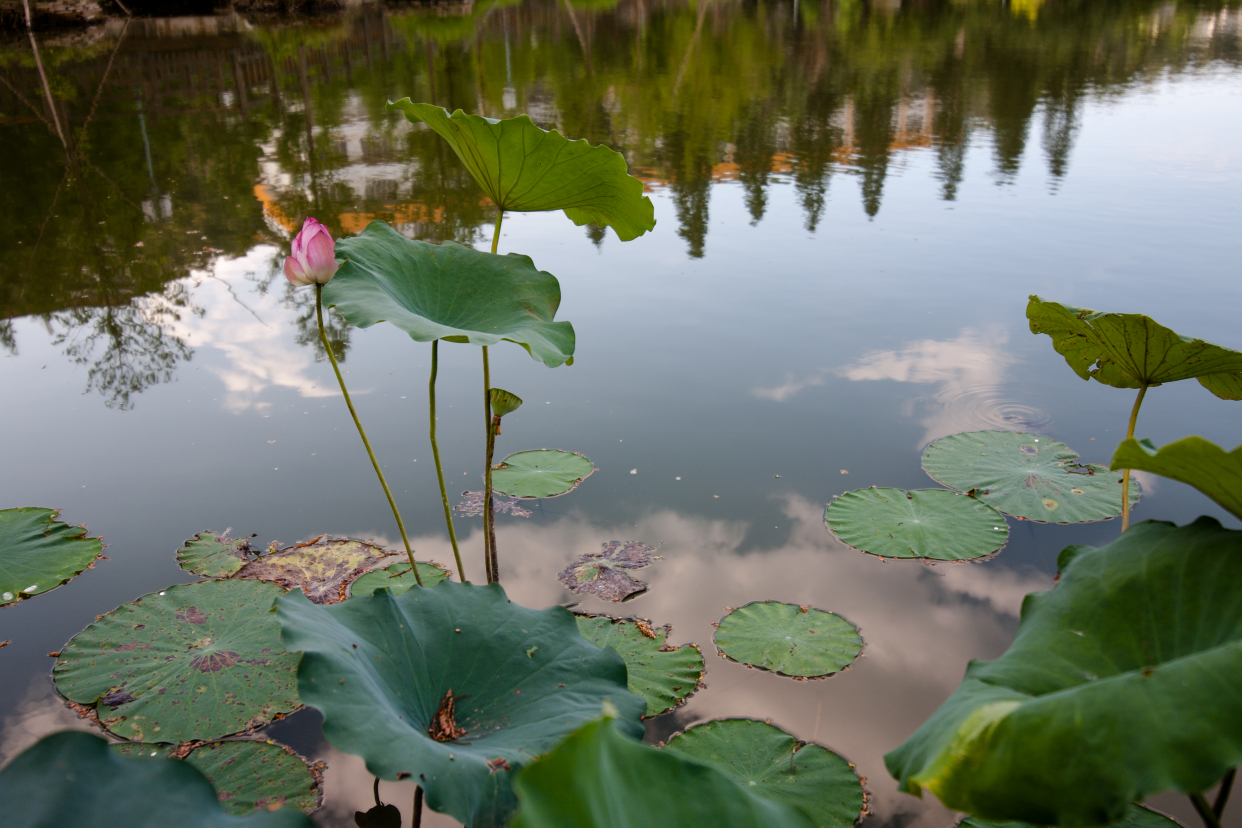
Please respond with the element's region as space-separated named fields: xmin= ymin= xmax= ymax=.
xmin=177 ymin=532 xmax=257 ymax=579
xmin=234 ymin=538 xmax=398 ymax=605
xmin=715 ymin=602 xmax=862 ymax=679
xmin=558 ymin=541 xmax=658 ymax=602
xmin=454 ymin=491 xmax=533 ymax=518
xmin=1112 ymin=436 xmax=1242 ymax=521
xmin=491 ymin=450 xmax=595 ymax=499
xmin=824 ymin=488 xmax=1008 ymax=560
xmin=349 ymin=561 xmax=452 ymax=599
xmin=490 ymin=388 xmax=523 ymax=419
xmin=574 ymin=614 xmax=704 ymax=717
xmin=0 ymin=507 xmax=102 ymax=607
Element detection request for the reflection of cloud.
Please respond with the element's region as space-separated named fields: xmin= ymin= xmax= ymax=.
xmin=0 ymin=677 xmax=98 ymax=767
xmin=752 ymin=369 xmax=828 ymax=402
xmin=839 ymin=327 xmax=1049 ymax=446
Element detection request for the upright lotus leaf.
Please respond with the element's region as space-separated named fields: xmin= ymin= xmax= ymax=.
xmin=574 ymin=614 xmax=704 ymax=717
xmin=177 ymin=532 xmax=258 ymax=579
xmin=885 ymin=517 xmax=1242 ymax=827
xmin=323 ymin=221 xmax=574 ymax=368
xmin=388 ymin=101 xmax=656 ymax=242
xmin=664 ymin=719 xmax=865 ymax=828
xmin=1112 ymin=436 xmax=1242 ymax=520
xmin=234 ymin=538 xmax=398 ymax=604
xmin=0 ymin=731 xmax=312 ymax=827
xmin=1026 ymin=296 xmax=1242 ymax=396
xmin=54 ymin=580 xmax=301 ymax=743
xmin=715 ymin=601 xmax=862 ymax=679
xmin=490 ymin=388 xmax=523 ymax=419
xmin=491 ymin=450 xmax=595 ymax=499
xmin=276 ymin=580 xmax=645 ymax=828
xmin=959 ymin=805 xmax=1180 ymax=828
xmin=454 ymin=492 xmax=534 ymax=518
xmin=558 ymin=541 xmax=659 ymax=602
xmin=923 ymin=431 xmax=1135 ymax=523
xmin=510 ymin=717 xmax=816 ymax=828
xmin=824 ymin=488 xmax=1008 ymax=560
xmin=349 ymin=560 xmax=451 ymax=598
xmin=0 ymin=507 xmax=103 ymax=606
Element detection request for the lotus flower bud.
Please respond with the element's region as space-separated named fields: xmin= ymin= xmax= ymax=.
xmin=284 ymin=217 xmax=340 ymax=287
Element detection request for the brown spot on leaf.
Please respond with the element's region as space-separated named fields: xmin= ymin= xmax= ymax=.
xmin=486 ymin=757 xmax=512 ymax=774
xmin=177 ymin=607 xmax=208 ymax=624
xmin=190 ymin=650 xmax=241 ymax=672
xmin=428 ymin=689 xmax=467 ymax=742
xmin=101 ymin=690 xmax=135 ymax=709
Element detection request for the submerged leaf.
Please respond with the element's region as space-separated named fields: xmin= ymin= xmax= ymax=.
xmin=177 ymin=532 xmax=257 ymax=579
xmin=454 ymin=491 xmax=533 ymax=518
xmin=574 ymin=614 xmax=704 ymax=717
xmin=348 ymin=561 xmax=452 ymax=599
xmin=715 ymin=602 xmax=862 ymax=679
xmin=490 ymin=388 xmax=524 ymax=419
xmin=558 ymin=541 xmax=658 ymax=602
xmin=1112 ymin=436 xmax=1242 ymax=521
xmin=491 ymin=450 xmax=595 ymax=499
xmin=0 ymin=507 xmax=103 ymax=607
xmin=825 ymin=488 xmax=1008 ymax=560
xmin=234 ymin=538 xmax=398 ymax=605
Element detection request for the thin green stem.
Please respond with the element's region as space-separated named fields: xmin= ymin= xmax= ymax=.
xmin=1215 ymin=768 xmax=1236 ymax=818
xmin=430 ymin=341 xmax=465 ymax=582
xmin=482 ymin=345 xmax=495 ymax=582
xmin=412 ymin=785 xmax=423 ymax=828
xmin=491 ymin=209 xmax=504 ymax=254
xmin=1120 ymin=383 xmax=1148 ymax=532
xmin=316 ymin=285 xmax=422 ymax=586
xmin=1193 ymin=793 xmax=1223 ymax=828
xmin=372 ymin=777 xmax=381 ymax=808
xmin=487 ymin=413 xmax=499 ymax=581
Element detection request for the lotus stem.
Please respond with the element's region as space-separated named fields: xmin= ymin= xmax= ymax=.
xmin=372 ymin=777 xmax=381 ymax=808
xmin=430 ymin=341 xmax=465 ymax=582
xmin=316 ymin=285 xmax=423 ymax=586
xmin=491 ymin=209 xmax=504 ymax=255
xmin=482 ymin=345 xmax=497 ymax=582
xmin=1120 ymin=383 xmax=1148 ymax=532
xmin=413 ymin=785 xmax=424 ymax=828
xmin=1193 ymin=793 xmax=1223 ymax=828
xmin=1215 ymin=768 xmax=1235 ymax=818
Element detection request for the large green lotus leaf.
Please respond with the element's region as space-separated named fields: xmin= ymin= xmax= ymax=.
xmin=388 ymin=101 xmax=656 ymax=242
xmin=1026 ymin=296 xmax=1242 ymax=396
xmin=348 ymin=560 xmax=451 ymax=598
xmin=275 ymin=580 xmax=646 ymax=828
xmin=824 ymin=488 xmax=1008 ymax=560
xmin=54 ymin=580 xmax=301 ymax=743
xmin=234 ymin=538 xmax=398 ymax=604
xmin=574 ymin=614 xmax=704 ymax=717
xmin=715 ymin=601 xmax=862 ymax=679
xmin=663 ymin=719 xmax=864 ymax=828
xmin=0 ymin=731 xmax=312 ymax=827
xmin=510 ymin=717 xmax=817 ymax=828
xmin=491 ymin=450 xmax=595 ymax=498
xmin=959 ymin=805 xmax=1180 ymax=828
xmin=0 ymin=507 xmax=102 ymax=607
xmin=178 ymin=532 xmax=258 ymax=579
xmin=1112 ymin=436 xmax=1242 ymax=521
xmin=922 ymin=431 xmax=1135 ymax=523
xmin=323 ymin=221 xmax=575 ymax=368
xmin=884 ymin=517 xmax=1242 ymax=827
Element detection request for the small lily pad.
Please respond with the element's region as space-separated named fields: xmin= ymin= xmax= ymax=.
xmin=177 ymin=532 xmax=258 ymax=579
xmin=491 ymin=450 xmax=595 ymax=499
xmin=824 ymin=488 xmax=1008 ymax=560
xmin=574 ymin=614 xmax=704 ymax=717
xmin=454 ymin=492 xmax=533 ymax=518
xmin=558 ymin=541 xmax=658 ymax=602
xmin=349 ymin=561 xmax=452 ymax=598
xmin=54 ymin=579 xmax=302 ymax=743
xmin=1 ymin=507 xmax=103 ymax=607
xmin=664 ymin=719 xmax=864 ymax=828
xmin=959 ymin=806 xmax=1180 ymax=828
xmin=714 ymin=602 xmax=862 ymax=679
xmin=235 ymin=538 xmax=398 ymax=605
xmin=922 ymin=431 xmax=1136 ymax=523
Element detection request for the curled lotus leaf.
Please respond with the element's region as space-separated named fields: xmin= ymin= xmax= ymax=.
xmin=558 ymin=541 xmax=659 ymax=602
xmin=664 ymin=719 xmax=865 ymax=828
xmin=1112 ymin=436 xmax=1242 ymax=521
xmin=0 ymin=731 xmax=312 ymax=827
xmin=1 ymin=507 xmax=103 ymax=607
xmin=491 ymin=450 xmax=595 ymax=499
xmin=54 ymin=579 xmax=301 ymax=743
xmin=349 ymin=561 xmax=452 ymax=599
xmin=275 ymin=580 xmax=645 ymax=828
xmin=234 ymin=537 xmax=398 ymax=605
xmin=824 ymin=488 xmax=1008 ymax=560
xmin=177 ymin=532 xmax=258 ymax=579
xmin=574 ymin=614 xmax=704 ymax=717
xmin=490 ymin=388 xmax=523 ymax=419
xmin=454 ymin=492 xmax=533 ymax=518
xmin=885 ymin=517 xmax=1242 ymax=827
xmin=714 ymin=601 xmax=862 ymax=680
xmin=958 ymin=805 xmax=1180 ymax=828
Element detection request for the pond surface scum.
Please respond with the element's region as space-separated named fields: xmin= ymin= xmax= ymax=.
xmin=1 ymin=0 xmax=1241 ymax=826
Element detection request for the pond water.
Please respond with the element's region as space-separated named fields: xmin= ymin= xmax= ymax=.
xmin=2 ymin=1 xmax=1241 ymax=825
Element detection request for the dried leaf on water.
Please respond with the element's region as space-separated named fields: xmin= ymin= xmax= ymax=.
xmin=454 ymin=491 xmax=533 ymax=518
xmin=558 ymin=541 xmax=659 ymax=602
xmin=234 ymin=538 xmax=398 ymax=605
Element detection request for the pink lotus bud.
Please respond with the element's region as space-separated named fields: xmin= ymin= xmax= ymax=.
xmin=284 ymin=217 xmax=340 ymax=287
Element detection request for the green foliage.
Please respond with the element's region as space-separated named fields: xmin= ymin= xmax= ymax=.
xmin=387 ymin=101 xmax=656 ymax=242
xmin=664 ymin=719 xmax=865 ymax=828
xmin=54 ymin=580 xmax=301 ymax=743
xmin=574 ymin=614 xmax=704 ymax=717
xmin=715 ymin=601 xmax=862 ymax=679
xmin=491 ymin=450 xmax=595 ymax=498
xmin=490 ymin=388 xmax=524 ymax=419
xmin=958 ymin=806 xmax=1181 ymax=828
xmin=0 ymin=507 xmax=102 ymax=607
xmin=276 ymin=580 xmax=645 ymax=828
xmin=0 ymin=731 xmax=312 ymax=827
xmin=1112 ymin=437 xmax=1242 ymax=521
xmin=824 ymin=488 xmax=1008 ymax=560
xmin=885 ymin=517 xmax=1242 ymax=827
xmin=323 ymin=221 xmax=575 ymax=368
xmin=177 ymin=532 xmax=257 ymax=579
xmin=348 ymin=561 xmax=452 ymax=598
xmin=510 ymin=718 xmax=817 ymax=828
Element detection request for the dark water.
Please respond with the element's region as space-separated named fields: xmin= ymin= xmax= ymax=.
xmin=2 ymin=1 xmax=1241 ymax=825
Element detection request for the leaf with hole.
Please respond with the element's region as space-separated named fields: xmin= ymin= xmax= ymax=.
xmin=349 ymin=561 xmax=451 ymax=599
xmin=177 ymin=532 xmax=257 ymax=579
xmin=574 ymin=614 xmax=703 ymax=717
xmin=558 ymin=541 xmax=658 ymax=602
xmin=234 ymin=538 xmax=398 ymax=604
xmin=825 ymin=488 xmax=1008 ymax=560
xmin=492 ymin=450 xmax=595 ymax=499
xmin=0 ymin=507 xmax=102 ymax=607
xmin=715 ymin=602 xmax=861 ymax=679
xmin=1112 ymin=436 xmax=1242 ymax=521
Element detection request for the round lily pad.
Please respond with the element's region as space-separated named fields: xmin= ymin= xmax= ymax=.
xmin=664 ymin=719 xmax=864 ymax=828
xmin=922 ymin=431 xmax=1136 ymax=524
xmin=959 ymin=806 xmax=1179 ymax=828
xmin=349 ymin=561 xmax=451 ymax=598
xmin=1 ymin=507 xmax=103 ymax=607
xmin=177 ymin=532 xmax=257 ymax=579
xmin=714 ymin=602 xmax=862 ymax=679
xmin=574 ymin=614 xmax=704 ymax=717
xmin=491 ymin=450 xmax=595 ymax=499
xmin=824 ymin=488 xmax=1008 ymax=560
xmin=54 ymin=579 xmax=302 ymax=743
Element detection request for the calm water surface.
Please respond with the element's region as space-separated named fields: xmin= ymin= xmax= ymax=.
xmin=2 ymin=1 xmax=1241 ymax=825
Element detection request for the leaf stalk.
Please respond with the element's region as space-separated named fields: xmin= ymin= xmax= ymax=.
xmin=430 ymin=340 xmax=465 ymax=582
xmin=1193 ymin=792 xmax=1223 ymax=828
xmin=1121 ymin=383 xmax=1148 ymax=532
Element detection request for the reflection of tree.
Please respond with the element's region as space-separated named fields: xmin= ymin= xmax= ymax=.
xmin=286 ymin=285 xmax=353 ymax=363
xmin=0 ymin=319 xmax=15 ymax=355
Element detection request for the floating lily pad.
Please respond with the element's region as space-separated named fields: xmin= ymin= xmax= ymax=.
xmin=558 ymin=541 xmax=658 ymax=602
xmin=54 ymin=579 xmax=301 ymax=743
xmin=276 ymin=580 xmax=645 ymax=828
xmin=1 ymin=507 xmax=103 ymax=607
xmin=234 ymin=538 xmax=397 ymax=605
xmin=922 ymin=431 xmax=1136 ymax=523
xmin=1112 ymin=436 xmax=1242 ymax=520
xmin=0 ymin=731 xmax=312 ymax=827
xmin=574 ymin=615 xmax=704 ymax=717
xmin=885 ymin=517 xmax=1242 ymax=826
xmin=490 ymin=388 xmax=523 ymax=419
xmin=824 ymin=488 xmax=1008 ymax=560
xmin=177 ymin=532 xmax=258 ymax=579
xmin=349 ymin=561 xmax=451 ymax=598
xmin=491 ymin=450 xmax=595 ymax=499
xmin=510 ymin=717 xmax=815 ymax=828
xmin=715 ymin=602 xmax=862 ymax=679
xmin=324 ymin=221 xmax=574 ymax=368
xmin=388 ymin=102 xmax=656 ymax=242
xmin=958 ymin=805 xmax=1180 ymax=828
xmin=454 ymin=492 xmax=533 ymax=518
xmin=664 ymin=719 xmax=865 ymax=828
